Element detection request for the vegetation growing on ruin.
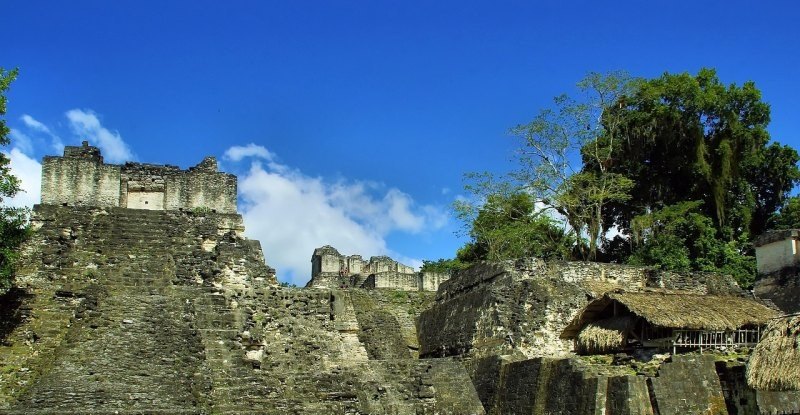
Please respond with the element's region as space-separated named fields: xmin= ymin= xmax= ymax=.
xmin=0 ymin=67 xmax=30 ymax=294
xmin=449 ymin=69 xmax=800 ymax=288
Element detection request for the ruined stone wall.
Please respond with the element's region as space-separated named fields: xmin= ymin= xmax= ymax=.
xmin=420 ymin=272 xmax=449 ymax=292
xmin=649 ymin=355 xmax=728 ymax=414
xmin=308 ymin=246 xmax=448 ymax=291
xmin=465 ymin=353 xmax=799 ymax=415
xmin=41 ymin=143 xmax=237 ymax=213
xmin=41 ymin=154 xmax=121 ymax=207
xmin=754 ymin=268 xmax=800 ymax=313
xmin=363 ymin=271 xmax=419 ymax=291
xmin=417 ymin=258 xmax=800 ymax=415
xmin=0 ymin=206 xmax=484 ymax=414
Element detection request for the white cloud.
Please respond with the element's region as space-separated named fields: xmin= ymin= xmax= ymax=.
xmin=65 ymin=109 xmax=133 ymax=163
xmin=21 ymin=114 xmax=64 ymax=154
xmin=384 ymin=189 xmax=425 ymax=232
xmin=223 ymin=143 xmax=275 ymax=162
xmin=3 ymin=148 xmax=42 ymax=208
xmin=21 ymin=114 xmax=52 ymax=134
xmin=228 ymin=146 xmax=447 ymax=286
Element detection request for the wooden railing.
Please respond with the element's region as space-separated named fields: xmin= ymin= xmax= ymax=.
xmin=671 ymin=328 xmax=762 ymax=353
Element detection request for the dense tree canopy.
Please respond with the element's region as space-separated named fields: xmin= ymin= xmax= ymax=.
xmin=509 ymin=72 xmax=636 ymax=260
xmin=441 ymin=69 xmax=798 ymax=289
xmin=454 ymin=191 xmax=573 ymax=263
xmin=587 ymin=69 xmax=800 ymax=240
xmin=771 ymin=196 xmax=800 ymax=230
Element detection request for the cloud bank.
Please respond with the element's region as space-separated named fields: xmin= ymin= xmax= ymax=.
xmin=225 ymin=144 xmax=447 ymax=285
xmin=2 ymin=147 xmax=42 ymax=208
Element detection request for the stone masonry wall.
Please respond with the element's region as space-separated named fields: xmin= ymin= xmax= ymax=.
xmin=416 ymin=259 xmax=800 ymax=414
xmin=0 ymin=205 xmax=483 ymax=414
xmin=41 ymin=153 xmax=121 ymax=207
xmin=308 ymin=246 xmax=449 ymax=292
xmin=41 ymin=143 xmax=237 ymax=213
xmin=0 ymin=205 xmax=274 ymax=413
xmin=464 ymin=353 xmax=800 ymax=415
xmin=754 ymin=267 xmax=800 ymax=314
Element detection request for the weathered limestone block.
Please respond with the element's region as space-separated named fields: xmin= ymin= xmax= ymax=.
xmin=493 ymin=358 xmax=606 ymax=415
xmin=41 ymin=142 xmax=237 ymax=213
xmin=418 ymin=261 xmax=587 ymax=359
xmin=753 ymin=268 xmax=800 ymax=313
xmin=308 ymin=245 xmax=449 ymax=291
xmin=650 ymin=355 xmax=728 ymax=415
xmin=716 ymin=360 xmax=800 ymax=415
xmin=606 ymin=375 xmax=654 ymax=415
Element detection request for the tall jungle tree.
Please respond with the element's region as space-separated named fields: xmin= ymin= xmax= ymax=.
xmin=587 ymin=68 xmax=800 ymax=241
xmin=0 ymin=67 xmax=29 ymax=294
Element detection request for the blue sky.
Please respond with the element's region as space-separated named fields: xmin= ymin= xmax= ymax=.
xmin=3 ymin=1 xmax=800 ymax=285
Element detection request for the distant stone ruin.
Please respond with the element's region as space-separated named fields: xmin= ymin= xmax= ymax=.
xmin=41 ymin=141 xmax=237 ymax=213
xmin=306 ymin=245 xmax=449 ymax=291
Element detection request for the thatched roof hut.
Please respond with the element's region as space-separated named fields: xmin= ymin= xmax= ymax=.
xmin=562 ymin=291 xmax=779 ymax=339
xmin=747 ymin=315 xmax=800 ymax=391
xmin=576 ymin=315 xmax=635 ymax=354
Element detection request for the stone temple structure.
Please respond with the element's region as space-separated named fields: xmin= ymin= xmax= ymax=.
xmin=306 ymin=245 xmax=449 ymax=291
xmin=1 ymin=144 xmax=798 ymax=414
xmin=42 ymin=141 xmax=236 ymax=213
xmin=0 ymin=146 xmax=483 ymax=414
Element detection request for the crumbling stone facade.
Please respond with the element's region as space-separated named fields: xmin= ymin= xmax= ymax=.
xmin=307 ymin=245 xmax=449 ymax=291
xmin=41 ymin=142 xmax=237 ymax=213
xmin=416 ymin=259 xmax=800 ymax=414
xmin=0 ymin=150 xmax=484 ymax=414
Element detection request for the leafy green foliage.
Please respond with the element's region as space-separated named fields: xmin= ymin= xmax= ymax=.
xmin=508 ymin=71 xmax=637 ymax=260
xmin=419 ymin=258 xmax=467 ymax=275
xmin=588 ymin=68 xmax=800 ymax=240
xmin=770 ymin=196 xmax=800 ymax=230
xmin=628 ymin=201 xmax=756 ymax=288
xmin=0 ymin=68 xmax=21 ymax=199
xmin=454 ymin=192 xmax=573 ymax=262
xmin=0 ymin=67 xmax=30 ymax=294
xmin=0 ymin=207 xmax=30 ymax=292
xmin=452 ymin=69 xmax=787 ymax=289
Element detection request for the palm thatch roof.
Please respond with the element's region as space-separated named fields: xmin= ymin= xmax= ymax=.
xmin=562 ymin=291 xmax=779 ymax=339
xmin=576 ymin=315 xmax=635 ymax=354
xmin=747 ymin=315 xmax=800 ymax=391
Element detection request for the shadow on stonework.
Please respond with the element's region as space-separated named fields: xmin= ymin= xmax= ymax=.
xmin=0 ymin=288 xmax=32 ymax=345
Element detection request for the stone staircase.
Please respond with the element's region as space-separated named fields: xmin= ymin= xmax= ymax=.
xmin=0 ymin=206 xmax=270 ymax=414
xmin=0 ymin=205 xmax=484 ymax=414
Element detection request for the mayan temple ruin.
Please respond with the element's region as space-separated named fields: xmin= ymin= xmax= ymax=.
xmin=306 ymin=245 xmax=449 ymax=291
xmin=0 ymin=144 xmax=798 ymax=414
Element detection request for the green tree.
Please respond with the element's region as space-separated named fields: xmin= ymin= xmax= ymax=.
xmin=588 ymin=68 xmax=800 ymax=241
xmin=0 ymin=67 xmax=29 ymax=294
xmin=509 ymin=72 xmax=637 ymax=260
xmin=454 ymin=191 xmax=573 ymax=262
xmin=771 ymin=196 xmax=800 ymax=230
xmin=420 ymin=258 xmax=467 ymax=275
xmin=629 ymin=201 xmax=756 ymax=288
